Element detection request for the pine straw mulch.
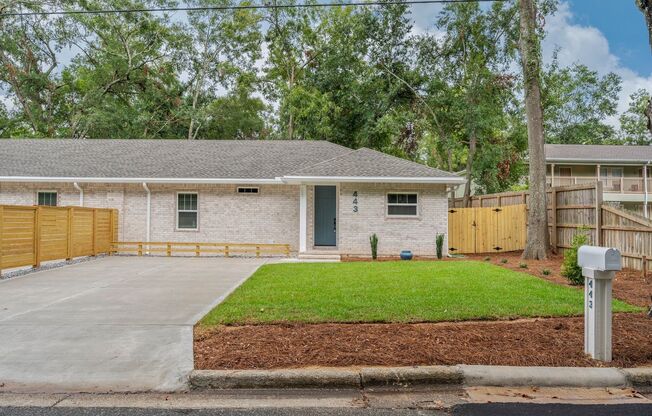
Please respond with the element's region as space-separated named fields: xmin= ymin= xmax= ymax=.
xmin=194 ymin=313 xmax=652 ymax=370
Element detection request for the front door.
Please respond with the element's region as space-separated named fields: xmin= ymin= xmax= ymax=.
xmin=314 ymin=185 xmax=337 ymax=246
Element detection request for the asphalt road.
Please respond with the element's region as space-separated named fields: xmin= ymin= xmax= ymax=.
xmin=2 ymin=404 xmax=652 ymax=416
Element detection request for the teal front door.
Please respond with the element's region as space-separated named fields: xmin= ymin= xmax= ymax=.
xmin=314 ymin=185 xmax=337 ymax=246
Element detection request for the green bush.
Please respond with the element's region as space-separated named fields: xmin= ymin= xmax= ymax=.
xmin=542 ymin=269 xmax=551 ymax=276
xmin=369 ymin=233 xmax=379 ymax=260
xmin=519 ymin=262 xmax=528 ymax=269
xmin=484 ymin=256 xmax=491 ymax=261
xmin=562 ymin=228 xmax=589 ymax=285
xmin=501 ymin=258 xmax=508 ymax=264
xmin=436 ymin=234 xmax=445 ymax=259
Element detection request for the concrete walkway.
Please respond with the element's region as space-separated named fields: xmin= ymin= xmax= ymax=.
xmin=0 ymin=256 xmax=268 ymax=393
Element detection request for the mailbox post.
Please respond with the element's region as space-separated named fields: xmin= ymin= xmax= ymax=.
xmin=577 ymin=246 xmax=622 ymax=362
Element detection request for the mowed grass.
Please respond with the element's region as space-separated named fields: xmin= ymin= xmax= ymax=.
xmin=200 ymin=261 xmax=640 ymax=325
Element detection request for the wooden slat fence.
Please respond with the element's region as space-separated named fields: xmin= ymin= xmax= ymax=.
xmin=0 ymin=205 xmax=118 ymax=276
xmin=451 ymin=183 xmax=652 ymax=270
xmin=448 ymin=205 xmax=527 ymax=254
xmin=111 ymin=241 xmax=291 ymax=258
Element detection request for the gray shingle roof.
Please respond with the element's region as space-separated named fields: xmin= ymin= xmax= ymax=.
xmin=545 ymin=144 xmax=652 ymax=164
xmin=288 ymin=148 xmax=457 ymax=178
xmin=0 ymin=139 xmax=460 ymax=181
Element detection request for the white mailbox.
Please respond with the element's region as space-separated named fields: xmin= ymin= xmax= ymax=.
xmin=577 ymin=245 xmax=621 ymax=362
xmin=578 ymin=246 xmax=622 ymax=272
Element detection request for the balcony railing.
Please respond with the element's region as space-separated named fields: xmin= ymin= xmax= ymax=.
xmin=546 ymin=176 xmax=652 ymax=193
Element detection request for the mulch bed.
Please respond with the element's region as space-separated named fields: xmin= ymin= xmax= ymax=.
xmin=195 ymin=252 xmax=652 ymax=370
xmin=194 ymin=313 xmax=652 ymax=370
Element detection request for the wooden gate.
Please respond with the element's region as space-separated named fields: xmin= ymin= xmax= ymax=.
xmin=448 ymin=204 xmax=526 ymax=254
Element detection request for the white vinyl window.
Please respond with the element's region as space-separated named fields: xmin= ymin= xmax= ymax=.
xmin=37 ymin=191 xmax=58 ymax=206
xmin=237 ymin=187 xmax=259 ymax=194
xmin=177 ymin=193 xmax=198 ymax=230
xmin=387 ymin=193 xmax=418 ymax=217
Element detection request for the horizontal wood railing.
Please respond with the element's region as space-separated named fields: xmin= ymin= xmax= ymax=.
xmin=111 ymin=241 xmax=291 ymax=258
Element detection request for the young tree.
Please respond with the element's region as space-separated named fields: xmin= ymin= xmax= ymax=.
xmin=519 ymin=0 xmax=549 ymax=260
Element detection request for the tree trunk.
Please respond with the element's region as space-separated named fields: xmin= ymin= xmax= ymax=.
xmin=638 ymin=0 xmax=652 ymax=52
xmin=462 ymin=134 xmax=476 ymax=208
xmin=519 ymin=0 xmax=550 ymax=260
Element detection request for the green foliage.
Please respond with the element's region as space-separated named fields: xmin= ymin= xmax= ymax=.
xmin=202 ymin=90 xmax=267 ymax=139
xmin=542 ymin=268 xmax=551 ymax=276
xmin=562 ymin=228 xmax=589 ymax=285
xmin=369 ymin=233 xmax=379 ymax=260
xmin=542 ymin=58 xmax=622 ymax=145
xmin=436 ymin=233 xmax=445 ymax=259
xmin=519 ymin=262 xmax=528 ymax=269
xmin=484 ymin=256 xmax=491 ymax=261
xmin=620 ymin=89 xmax=652 ymax=145
xmin=501 ymin=258 xmax=508 ymax=264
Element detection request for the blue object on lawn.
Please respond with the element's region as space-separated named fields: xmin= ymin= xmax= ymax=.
xmin=400 ymin=250 xmax=413 ymax=260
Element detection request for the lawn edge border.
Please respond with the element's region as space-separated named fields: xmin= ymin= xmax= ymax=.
xmin=189 ymin=366 xmax=652 ymax=391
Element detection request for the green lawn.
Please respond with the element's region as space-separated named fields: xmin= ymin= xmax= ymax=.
xmin=200 ymin=261 xmax=640 ymax=326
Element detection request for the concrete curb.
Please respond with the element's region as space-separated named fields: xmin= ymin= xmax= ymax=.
xmin=190 ymin=365 xmax=652 ymax=390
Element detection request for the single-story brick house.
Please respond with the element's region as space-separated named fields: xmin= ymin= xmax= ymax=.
xmin=0 ymin=139 xmax=464 ymax=257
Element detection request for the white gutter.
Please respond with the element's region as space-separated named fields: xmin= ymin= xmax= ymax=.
xmin=0 ymin=176 xmax=282 ymax=184
xmin=72 ymin=182 xmax=84 ymax=206
xmin=281 ymin=176 xmax=466 ymax=185
xmin=142 ymin=182 xmax=151 ymax=245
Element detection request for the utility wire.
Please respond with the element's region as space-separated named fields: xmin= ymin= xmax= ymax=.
xmin=1 ymin=0 xmax=509 ymax=17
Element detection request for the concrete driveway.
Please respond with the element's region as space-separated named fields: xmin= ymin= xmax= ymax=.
xmin=0 ymin=256 xmax=268 ymax=393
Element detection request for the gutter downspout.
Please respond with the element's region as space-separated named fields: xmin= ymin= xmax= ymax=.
xmin=73 ymin=182 xmax=84 ymax=206
xmin=142 ymin=183 xmax=151 ymax=248
xmin=645 ymin=163 xmax=650 ymax=219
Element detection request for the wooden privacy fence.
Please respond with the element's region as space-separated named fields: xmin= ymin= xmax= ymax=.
xmin=448 ymin=204 xmax=527 ymax=254
xmin=111 ymin=241 xmax=291 ymax=258
xmin=451 ymin=182 xmax=652 ymax=270
xmin=0 ymin=205 xmax=118 ymax=275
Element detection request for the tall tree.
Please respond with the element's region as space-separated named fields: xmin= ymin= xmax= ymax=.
xmin=620 ymin=89 xmax=652 ymax=145
xmin=638 ymin=0 xmax=652 ymax=52
xmin=542 ymin=59 xmax=621 ymax=144
xmin=519 ymin=0 xmax=549 ymax=260
xmin=182 ymin=0 xmax=261 ymax=140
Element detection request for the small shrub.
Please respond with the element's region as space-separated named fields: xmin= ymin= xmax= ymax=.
xmin=484 ymin=256 xmax=491 ymax=261
xmin=369 ymin=233 xmax=379 ymax=260
xmin=435 ymin=233 xmax=445 ymax=259
xmin=519 ymin=262 xmax=528 ymax=269
xmin=562 ymin=228 xmax=589 ymax=285
xmin=500 ymin=258 xmax=508 ymax=264
xmin=542 ymin=269 xmax=551 ymax=276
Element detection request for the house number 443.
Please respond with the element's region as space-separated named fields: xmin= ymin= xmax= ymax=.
xmin=352 ymin=191 xmax=359 ymax=213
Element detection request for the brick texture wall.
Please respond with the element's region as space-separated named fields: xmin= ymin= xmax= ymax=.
xmin=1 ymin=181 xmax=448 ymax=256
xmin=337 ymin=183 xmax=448 ymax=256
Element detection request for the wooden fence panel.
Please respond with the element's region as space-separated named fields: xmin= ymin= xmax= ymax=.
xmin=496 ymin=205 xmax=527 ymax=252
xmin=0 ymin=206 xmax=36 ymax=269
xmin=39 ymin=207 xmax=70 ymax=262
xmin=448 ymin=207 xmax=476 ymax=254
xmin=448 ymin=205 xmax=527 ymax=254
xmin=71 ymin=208 xmax=94 ymax=258
xmin=0 ymin=205 xmax=118 ymax=275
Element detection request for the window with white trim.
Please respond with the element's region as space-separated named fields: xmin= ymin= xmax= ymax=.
xmin=37 ymin=191 xmax=58 ymax=206
xmin=237 ymin=187 xmax=259 ymax=194
xmin=387 ymin=193 xmax=418 ymax=216
xmin=177 ymin=193 xmax=198 ymax=230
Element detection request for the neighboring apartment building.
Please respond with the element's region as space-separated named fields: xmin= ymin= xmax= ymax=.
xmin=546 ymin=144 xmax=652 ymax=216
